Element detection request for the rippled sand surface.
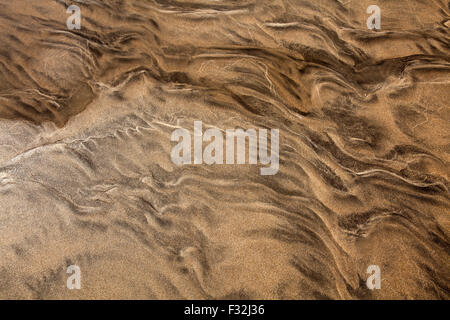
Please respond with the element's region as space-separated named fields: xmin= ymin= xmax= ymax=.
xmin=0 ymin=0 xmax=449 ymax=299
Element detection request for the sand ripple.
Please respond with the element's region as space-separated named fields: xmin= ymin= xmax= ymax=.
xmin=0 ymin=0 xmax=449 ymax=299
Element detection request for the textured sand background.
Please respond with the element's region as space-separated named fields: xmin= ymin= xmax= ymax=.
xmin=0 ymin=0 xmax=449 ymax=299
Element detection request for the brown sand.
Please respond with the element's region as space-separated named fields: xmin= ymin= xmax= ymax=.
xmin=0 ymin=0 xmax=449 ymax=299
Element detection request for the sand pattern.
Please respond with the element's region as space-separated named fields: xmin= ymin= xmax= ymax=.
xmin=0 ymin=0 xmax=449 ymax=299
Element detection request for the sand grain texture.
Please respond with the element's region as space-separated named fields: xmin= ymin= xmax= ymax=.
xmin=0 ymin=0 xmax=449 ymax=299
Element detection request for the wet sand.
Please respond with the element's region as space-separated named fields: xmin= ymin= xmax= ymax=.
xmin=0 ymin=0 xmax=449 ymax=299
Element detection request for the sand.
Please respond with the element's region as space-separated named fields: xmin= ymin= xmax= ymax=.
xmin=0 ymin=0 xmax=449 ymax=299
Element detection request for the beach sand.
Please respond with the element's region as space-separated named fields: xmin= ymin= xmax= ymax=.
xmin=0 ymin=0 xmax=448 ymax=299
